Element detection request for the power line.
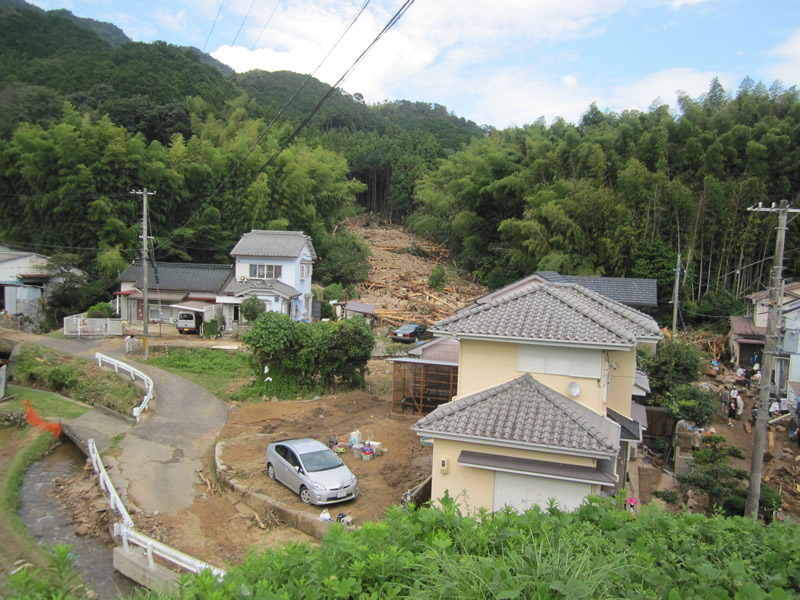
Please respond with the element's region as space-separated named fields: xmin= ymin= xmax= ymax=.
xmin=202 ymin=0 xmax=226 ymax=52
xmin=251 ymin=0 xmax=281 ymax=50
xmin=231 ymin=0 xmax=257 ymax=47
xmin=153 ymin=0 xmax=380 ymax=254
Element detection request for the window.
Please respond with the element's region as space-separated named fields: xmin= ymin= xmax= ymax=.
xmin=300 ymin=263 xmax=312 ymax=280
xmin=249 ymin=264 xmax=282 ymax=279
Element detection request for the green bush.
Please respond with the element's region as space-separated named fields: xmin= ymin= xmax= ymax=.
xmin=661 ymin=384 xmax=716 ymax=426
xmin=202 ymin=319 xmax=219 ymax=338
xmin=316 ymin=232 xmax=372 ymax=285
xmin=428 ymin=265 xmax=447 ymax=291
xmin=640 ymin=340 xmax=706 ymax=397
xmin=240 ymin=296 xmax=265 ymax=322
xmin=86 ymin=301 xmax=112 ymax=318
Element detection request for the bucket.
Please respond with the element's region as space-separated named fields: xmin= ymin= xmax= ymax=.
xmin=351 ymin=444 xmax=363 ymax=458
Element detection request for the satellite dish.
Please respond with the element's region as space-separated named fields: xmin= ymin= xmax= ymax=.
xmin=567 ymin=381 xmax=581 ymax=398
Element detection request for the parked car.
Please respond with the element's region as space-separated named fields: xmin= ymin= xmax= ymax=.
xmin=265 ymin=438 xmax=359 ymax=505
xmin=174 ymin=312 xmax=199 ymax=334
xmin=391 ymin=323 xmax=433 ymax=343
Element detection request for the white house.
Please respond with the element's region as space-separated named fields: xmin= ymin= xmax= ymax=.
xmin=116 ymin=230 xmax=317 ymax=328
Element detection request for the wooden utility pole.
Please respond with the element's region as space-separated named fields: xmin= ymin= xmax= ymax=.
xmin=745 ymin=199 xmax=798 ymax=518
xmin=132 ymin=188 xmax=156 ymax=360
xmin=671 ymin=253 xmax=681 ymax=338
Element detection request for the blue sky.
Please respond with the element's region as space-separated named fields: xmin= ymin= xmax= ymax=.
xmin=27 ymin=0 xmax=800 ymax=128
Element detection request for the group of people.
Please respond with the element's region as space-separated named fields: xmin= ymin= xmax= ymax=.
xmin=720 ymin=385 xmax=744 ymax=426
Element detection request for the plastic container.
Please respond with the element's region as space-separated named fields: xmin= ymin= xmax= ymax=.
xmin=350 ymin=430 xmax=362 ymax=444
xmin=351 ymin=443 xmax=364 ymax=458
xmin=362 ymin=453 xmax=373 ymax=461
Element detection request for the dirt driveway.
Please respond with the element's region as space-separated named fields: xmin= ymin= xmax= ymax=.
xmin=217 ymin=360 xmax=433 ymax=525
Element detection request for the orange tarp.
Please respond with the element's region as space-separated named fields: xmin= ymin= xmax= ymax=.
xmin=22 ymin=398 xmax=61 ymax=439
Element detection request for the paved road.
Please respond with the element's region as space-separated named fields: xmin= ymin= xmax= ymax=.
xmin=0 ymin=330 xmax=228 ymax=514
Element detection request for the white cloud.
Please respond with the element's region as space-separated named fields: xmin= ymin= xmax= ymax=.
xmin=765 ymin=29 xmax=800 ymax=84
xmin=155 ymin=8 xmax=187 ymax=32
xmin=562 ymin=75 xmax=578 ymax=86
xmin=669 ymin=0 xmax=713 ymax=9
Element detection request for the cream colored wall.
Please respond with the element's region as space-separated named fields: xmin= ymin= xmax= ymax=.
xmin=430 ymin=438 xmax=596 ymax=512
xmin=458 ymin=339 xmax=519 ymax=396
xmin=458 ymin=339 xmax=606 ymax=414
xmin=606 ymin=350 xmax=636 ymax=418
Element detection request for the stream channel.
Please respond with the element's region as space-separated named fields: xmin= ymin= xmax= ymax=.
xmin=19 ymin=438 xmax=141 ymax=599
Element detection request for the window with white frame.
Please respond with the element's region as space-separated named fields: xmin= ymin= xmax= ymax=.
xmin=249 ymin=264 xmax=282 ymax=279
xmin=300 ymin=263 xmax=312 ymax=280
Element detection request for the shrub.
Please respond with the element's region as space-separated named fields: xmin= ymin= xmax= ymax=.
xmin=640 ymin=340 xmax=705 ymax=397
xmin=428 ymin=265 xmax=447 ymax=291
xmin=86 ymin=302 xmax=112 ymax=319
xmin=316 ymin=232 xmax=372 ymax=285
xmin=661 ymin=384 xmax=716 ymax=426
xmin=202 ymin=319 xmax=219 ymax=338
xmin=240 ymin=296 xmax=265 ymax=322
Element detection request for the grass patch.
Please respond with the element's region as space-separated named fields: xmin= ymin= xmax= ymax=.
xmin=0 ymin=427 xmax=58 ymax=572
xmin=12 ymin=344 xmax=139 ymax=413
xmin=146 ymin=347 xmax=258 ymax=401
xmin=3 ymin=385 xmax=90 ymax=420
xmin=103 ymin=432 xmax=125 ymax=457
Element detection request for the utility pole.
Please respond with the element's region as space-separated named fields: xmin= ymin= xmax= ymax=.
xmin=131 ymin=188 xmax=156 ymax=360
xmin=745 ymin=199 xmax=798 ymax=518
xmin=672 ymin=253 xmax=681 ymax=339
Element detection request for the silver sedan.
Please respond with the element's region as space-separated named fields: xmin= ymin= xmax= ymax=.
xmin=265 ymin=438 xmax=359 ymax=505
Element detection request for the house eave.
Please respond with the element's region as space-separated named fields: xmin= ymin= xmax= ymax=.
xmin=428 ymin=330 xmax=635 ymax=351
xmin=411 ymin=429 xmax=618 ymax=460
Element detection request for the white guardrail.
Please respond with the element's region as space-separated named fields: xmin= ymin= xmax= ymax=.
xmin=87 ymin=439 xmax=226 ymax=581
xmin=94 ymin=352 xmax=153 ymax=422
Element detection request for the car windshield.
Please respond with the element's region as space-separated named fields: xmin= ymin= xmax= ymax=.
xmin=396 ymin=325 xmax=416 ymax=332
xmin=300 ymin=449 xmax=343 ymax=472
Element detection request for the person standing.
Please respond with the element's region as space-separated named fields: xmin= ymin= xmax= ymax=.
xmin=728 ymin=397 xmax=738 ymax=427
xmin=736 ymin=394 xmax=744 ymax=420
xmin=720 ymin=386 xmax=730 ymax=413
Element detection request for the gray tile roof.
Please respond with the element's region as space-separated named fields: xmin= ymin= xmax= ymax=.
xmin=223 ymin=278 xmax=300 ymax=298
xmin=118 ymin=262 xmax=232 ymax=293
xmin=435 ymin=282 xmax=661 ymax=348
xmin=478 ymin=271 xmax=658 ymax=307
xmin=412 ymin=374 xmax=620 ymax=455
xmin=230 ymin=230 xmax=317 ymax=260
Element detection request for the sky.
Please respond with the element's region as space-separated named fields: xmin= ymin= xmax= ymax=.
xmin=27 ymin=0 xmax=800 ymax=129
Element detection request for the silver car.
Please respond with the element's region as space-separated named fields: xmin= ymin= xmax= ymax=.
xmin=265 ymin=438 xmax=359 ymax=505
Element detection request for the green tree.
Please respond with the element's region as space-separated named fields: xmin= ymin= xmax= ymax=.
xmin=428 ymin=265 xmax=447 ymax=291
xmin=316 ymin=232 xmax=372 ymax=285
xmin=640 ymin=340 xmax=705 ymax=398
xmin=240 ymin=296 xmax=265 ymax=322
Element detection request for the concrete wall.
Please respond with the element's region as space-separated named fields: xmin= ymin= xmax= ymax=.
xmin=606 ymin=350 xmax=636 ymax=418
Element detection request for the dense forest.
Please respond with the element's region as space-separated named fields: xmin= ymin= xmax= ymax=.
xmin=1 ymin=0 xmax=799 ymax=323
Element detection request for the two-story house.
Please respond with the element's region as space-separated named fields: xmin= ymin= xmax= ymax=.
xmin=218 ymin=230 xmax=316 ymax=322
xmin=411 ymin=282 xmax=661 ymax=513
xmin=116 ymin=230 xmax=316 ymax=328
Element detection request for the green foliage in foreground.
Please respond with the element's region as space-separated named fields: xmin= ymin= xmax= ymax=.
xmin=138 ymin=494 xmax=800 ymax=599
xmin=12 ymin=344 xmax=139 ymax=412
xmin=244 ymin=313 xmax=375 ymax=395
xmin=3 ymin=544 xmax=87 ymax=599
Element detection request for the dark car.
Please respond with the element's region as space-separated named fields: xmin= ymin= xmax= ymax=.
xmin=391 ymin=324 xmax=433 ymax=343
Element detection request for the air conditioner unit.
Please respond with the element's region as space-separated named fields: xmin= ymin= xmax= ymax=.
xmin=238 ymin=275 xmax=247 ymax=283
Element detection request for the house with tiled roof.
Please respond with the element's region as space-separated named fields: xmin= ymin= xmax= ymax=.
xmin=412 ymin=282 xmax=661 ymax=513
xmin=474 ymin=271 xmax=658 ymax=308
xmin=729 ymin=281 xmax=800 ymax=400
xmin=116 ymin=230 xmax=316 ymax=329
xmin=0 ymin=250 xmax=85 ymax=319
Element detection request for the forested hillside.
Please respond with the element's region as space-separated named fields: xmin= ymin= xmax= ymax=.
xmin=0 ymin=0 xmax=798 ymax=323
xmin=409 ymin=81 xmax=800 ymax=309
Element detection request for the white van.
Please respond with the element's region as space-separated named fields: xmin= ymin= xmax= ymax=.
xmin=175 ymin=312 xmax=199 ymax=334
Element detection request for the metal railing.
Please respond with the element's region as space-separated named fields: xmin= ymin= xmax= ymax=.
xmin=87 ymin=438 xmax=226 ymax=581
xmin=64 ymin=313 xmax=124 ymax=337
xmin=95 ymin=352 xmax=153 ymax=422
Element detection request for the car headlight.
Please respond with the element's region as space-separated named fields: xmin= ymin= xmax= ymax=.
xmin=309 ymin=480 xmax=326 ymax=490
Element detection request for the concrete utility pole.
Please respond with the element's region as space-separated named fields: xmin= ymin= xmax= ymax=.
xmin=672 ymin=253 xmax=681 ymax=339
xmin=745 ymin=199 xmax=798 ymax=518
xmin=131 ymin=188 xmax=156 ymax=360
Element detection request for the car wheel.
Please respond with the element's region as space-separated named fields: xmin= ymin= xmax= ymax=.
xmin=267 ymin=463 xmax=275 ymax=480
xmin=299 ymin=486 xmax=312 ymax=504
